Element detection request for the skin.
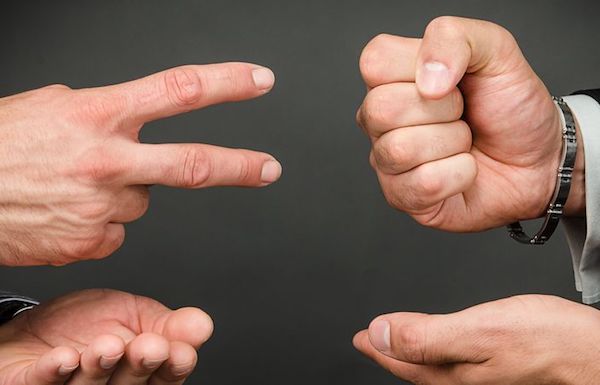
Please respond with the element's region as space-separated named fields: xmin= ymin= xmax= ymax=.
xmin=0 ymin=289 xmax=212 ymax=385
xmin=355 ymin=16 xmax=594 ymax=384
xmin=0 ymin=62 xmax=282 ymax=267
xmin=353 ymin=295 xmax=600 ymax=385
xmin=357 ymin=16 xmax=585 ymax=232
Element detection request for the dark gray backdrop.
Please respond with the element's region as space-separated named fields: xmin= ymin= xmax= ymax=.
xmin=1 ymin=1 xmax=598 ymax=384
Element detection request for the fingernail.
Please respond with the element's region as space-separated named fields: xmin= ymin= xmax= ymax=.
xmin=99 ymin=353 xmax=123 ymax=370
xmin=369 ymin=320 xmax=391 ymax=352
xmin=420 ymin=61 xmax=450 ymax=95
xmin=252 ymin=68 xmax=275 ymax=91
xmin=142 ymin=358 xmax=166 ymax=369
xmin=261 ymin=160 xmax=282 ymax=184
xmin=58 ymin=363 xmax=79 ymax=376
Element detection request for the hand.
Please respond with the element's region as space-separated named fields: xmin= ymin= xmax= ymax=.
xmin=354 ymin=295 xmax=600 ymax=385
xmin=0 ymin=289 xmax=212 ymax=385
xmin=0 ymin=63 xmax=282 ymax=266
xmin=357 ymin=17 xmax=585 ymax=232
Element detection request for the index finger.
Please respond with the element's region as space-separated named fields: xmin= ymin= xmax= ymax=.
xmin=359 ymin=34 xmax=420 ymax=88
xmin=99 ymin=62 xmax=275 ymax=125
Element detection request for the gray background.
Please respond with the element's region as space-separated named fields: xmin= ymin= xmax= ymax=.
xmin=1 ymin=1 xmax=598 ymax=384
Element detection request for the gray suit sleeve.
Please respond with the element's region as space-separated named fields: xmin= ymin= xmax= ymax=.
xmin=562 ymin=95 xmax=600 ymax=304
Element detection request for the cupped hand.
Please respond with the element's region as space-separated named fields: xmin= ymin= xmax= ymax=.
xmin=357 ymin=17 xmax=585 ymax=232
xmin=0 ymin=289 xmax=213 ymax=385
xmin=0 ymin=63 xmax=282 ymax=266
xmin=354 ymin=295 xmax=600 ymax=385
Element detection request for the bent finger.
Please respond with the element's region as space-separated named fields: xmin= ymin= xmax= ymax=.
xmin=373 ymin=120 xmax=472 ymax=175
xmin=108 ymin=333 xmax=170 ymax=385
xmin=23 ymin=346 xmax=80 ymax=385
xmin=360 ymin=34 xmax=420 ymax=88
xmin=378 ymin=153 xmax=477 ymax=213
xmin=110 ymin=186 xmax=150 ymax=224
xmin=149 ymin=342 xmax=197 ymax=385
xmin=358 ymin=83 xmax=463 ymax=137
xmin=68 ymin=335 xmax=125 ymax=385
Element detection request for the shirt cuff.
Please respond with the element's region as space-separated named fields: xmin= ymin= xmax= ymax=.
xmin=563 ymin=95 xmax=600 ymax=304
xmin=0 ymin=292 xmax=39 ymax=325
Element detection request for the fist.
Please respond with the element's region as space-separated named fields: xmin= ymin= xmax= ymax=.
xmin=0 ymin=63 xmax=282 ymax=266
xmin=357 ymin=17 xmax=584 ymax=232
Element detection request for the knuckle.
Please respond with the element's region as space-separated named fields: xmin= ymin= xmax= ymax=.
xmin=368 ymin=151 xmax=377 ymax=170
xmin=395 ymin=324 xmax=428 ymax=364
xmin=381 ymin=186 xmax=404 ymax=210
xmin=41 ymin=83 xmax=71 ymax=91
xmin=487 ymin=20 xmax=515 ymax=42
xmin=71 ymin=92 xmax=128 ymax=127
xmin=102 ymin=226 xmax=126 ymax=259
xmin=359 ymin=34 xmax=391 ymax=82
xmin=413 ymin=165 xmax=443 ymax=198
xmin=129 ymin=188 xmax=151 ymax=220
xmin=426 ymin=16 xmax=464 ymax=37
xmin=75 ymin=147 xmax=124 ymax=184
xmin=61 ymin=231 xmax=106 ymax=261
xmin=236 ymin=156 xmax=252 ymax=184
xmin=375 ymin=135 xmax=412 ymax=168
xmin=448 ymin=88 xmax=465 ymax=119
xmin=356 ymin=107 xmax=365 ymax=130
xmin=163 ymin=67 xmax=204 ymax=108
xmin=177 ymin=147 xmax=211 ymax=188
xmin=25 ymin=84 xmax=71 ymax=102
xmin=457 ymin=122 xmax=473 ymax=151
xmin=136 ymin=189 xmax=151 ymax=218
xmin=362 ymin=89 xmax=396 ymax=130
xmin=75 ymin=201 xmax=112 ymax=223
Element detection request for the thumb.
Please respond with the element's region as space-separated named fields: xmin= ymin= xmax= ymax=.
xmin=416 ymin=16 xmax=523 ymax=99
xmin=161 ymin=308 xmax=214 ymax=348
xmin=367 ymin=311 xmax=490 ymax=365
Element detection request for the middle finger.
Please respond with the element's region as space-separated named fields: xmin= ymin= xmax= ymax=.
xmin=358 ymin=82 xmax=463 ymax=138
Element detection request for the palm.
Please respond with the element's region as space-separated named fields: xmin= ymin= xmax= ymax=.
xmin=0 ymin=289 xmax=212 ymax=385
xmin=423 ymin=52 xmax=562 ymax=231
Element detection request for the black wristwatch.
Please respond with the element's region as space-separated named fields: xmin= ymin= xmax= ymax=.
xmin=0 ymin=292 xmax=39 ymax=325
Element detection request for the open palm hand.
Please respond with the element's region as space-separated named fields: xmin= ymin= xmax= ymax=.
xmin=0 ymin=289 xmax=213 ymax=385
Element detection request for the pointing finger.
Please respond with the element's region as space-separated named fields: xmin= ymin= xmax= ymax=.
xmin=94 ymin=63 xmax=275 ymax=126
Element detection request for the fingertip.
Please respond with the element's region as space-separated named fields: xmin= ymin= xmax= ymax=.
xmin=260 ymin=159 xmax=283 ymax=184
xmin=85 ymin=334 xmax=126 ymax=370
xmin=251 ymin=67 xmax=276 ymax=92
xmin=166 ymin=342 xmax=198 ymax=378
xmin=128 ymin=333 xmax=170 ymax=369
xmin=39 ymin=346 xmax=80 ymax=379
xmin=164 ymin=307 xmax=214 ymax=348
xmin=352 ymin=329 xmax=369 ymax=351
